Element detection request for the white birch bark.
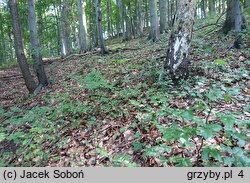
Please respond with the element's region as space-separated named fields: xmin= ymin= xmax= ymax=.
xmin=162 ymin=0 xmax=197 ymax=83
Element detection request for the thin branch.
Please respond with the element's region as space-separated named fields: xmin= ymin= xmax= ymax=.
xmin=194 ymin=11 xmax=226 ymax=32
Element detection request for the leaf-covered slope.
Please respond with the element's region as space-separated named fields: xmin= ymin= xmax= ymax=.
xmin=0 ymin=27 xmax=249 ymax=167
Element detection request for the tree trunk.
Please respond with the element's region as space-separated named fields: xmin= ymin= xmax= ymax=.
xmin=234 ymin=0 xmax=242 ymax=48
xmin=95 ymin=0 xmax=108 ymax=55
xmin=7 ymin=27 xmax=14 ymax=62
xmin=0 ymin=12 xmax=6 ymax=66
xmin=115 ymin=0 xmax=121 ymax=37
xmin=117 ymin=0 xmax=125 ymax=40
xmin=149 ymin=0 xmax=159 ymax=42
xmin=201 ymin=0 xmax=206 ymax=18
xmin=208 ymin=0 xmax=215 ymax=15
xmin=60 ymin=0 xmax=71 ymax=57
xmin=246 ymin=0 xmax=250 ymax=9
xmin=28 ymin=0 xmax=48 ymax=86
xmin=77 ymin=0 xmax=88 ymax=53
xmin=145 ymin=0 xmax=149 ymax=27
xmin=167 ymin=0 xmax=170 ymax=25
xmin=37 ymin=5 xmax=43 ymax=43
xmin=136 ymin=0 xmax=144 ymax=37
xmin=106 ymin=0 xmax=113 ymax=39
xmin=222 ymin=0 xmax=245 ymax=34
xmin=9 ymin=0 xmax=37 ymax=93
xmin=159 ymin=0 xmax=167 ymax=34
xmin=170 ymin=1 xmax=174 ymax=26
xmin=90 ymin=0 xmax=98 ymax=48
xmin=124 ymin=4 xmax=131 ymax=41
xmin=162 ymin=0 xmax=197 ymax=83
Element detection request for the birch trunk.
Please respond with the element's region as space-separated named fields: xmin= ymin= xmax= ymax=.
xmin=162 ymin=0 xmax=197 ymax=83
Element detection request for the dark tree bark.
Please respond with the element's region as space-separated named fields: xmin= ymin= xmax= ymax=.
xmin=9 ymin=0 xmax=37 ymax=93
xmin=28 ymin=0 xmax=48 ymax=86
xmin=162 ymin=0 xmax=196 ymax=83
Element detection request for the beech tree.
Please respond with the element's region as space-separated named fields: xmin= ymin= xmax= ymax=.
xmin=149 ymin=0 xmax=159 ymax=42
xmin=201 ymin=0 xmax=206 ymax=18
xmin=9 ymin=0 xmax=37 ymax=93
xmin=28 ymin=0 xmax=48 ymax=86
xmin=60 ymin=0 xmax=71 ymax=57
xmin=246 ymin=0 xmax=250 ymax=8
xmin=222 ymin=0 xmax=246 ymax=48
xmin=234 ymin=0 xmax=242 ymax=48
xmin=77 ymin=0 xmax=88 ymax=53
xmin=136 ymin=0 xmax=143 ymax=37
xmin=162 ymin=0 xmax=197 ymax=83
xmin=222 ymin=0 xmax=245 ymax=34
xmin=0 ymin=11 xmax=6 ymax=65
xmin=2 ymin=0 xmax=249 ymax=70
xmin=95 ymin=0 xmax=108 ymax=55
xmin=159 ymin=0 xmax=167 ymax=34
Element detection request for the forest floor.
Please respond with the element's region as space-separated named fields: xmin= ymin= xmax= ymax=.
xmin=0 ymin=24 xmax=250 ymax=167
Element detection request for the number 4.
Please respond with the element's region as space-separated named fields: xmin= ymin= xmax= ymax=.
xmin=238 ymin=170 xmax=244 ymax=178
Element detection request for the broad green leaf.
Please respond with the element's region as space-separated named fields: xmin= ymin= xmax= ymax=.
xmin=144 ymin=146 xmax=165 ymax=157
xmin=162 ymin=129 xmax=181 ymax=141
xmin=210 ymin=149 xmax=222 ymax=161
xmin=132 ymin=142 xmax=143 ymax=152
xmin=129 ymin=100 xmax=140 ymax=106
xmin=220 ymin=115 xmax=235 ymax=128
xmin=199 ymin=127 xmax=213 ymax=139
xmin=223 ymin=95 xmax=232 ymax=102
xmin=223 ymin=157 xmax=234 ymax=167
xmin=181 ymin=110 xmax=194 ymax=121
xmin=214 ymin=59 xmax=227 ymax=65
xmin=0 ymin=133 xmax=5 ymax=142
xmin=199 ymin=124 xmax=222 ymax=139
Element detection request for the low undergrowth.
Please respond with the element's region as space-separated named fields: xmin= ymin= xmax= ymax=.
xmin=0 ymin=26 xmax=249 ymax=167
